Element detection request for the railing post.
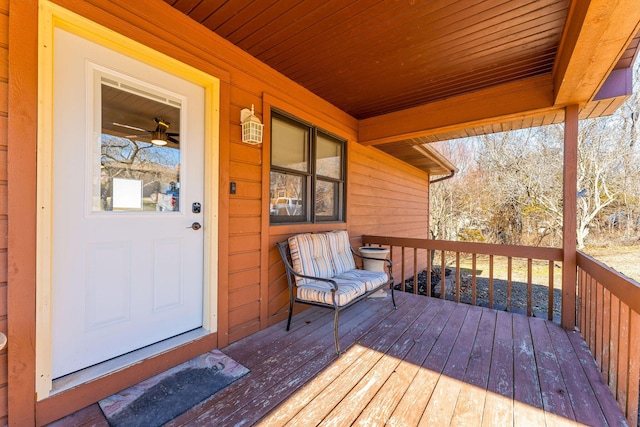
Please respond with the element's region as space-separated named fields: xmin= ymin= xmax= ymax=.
xmin=562 ymin=104 xmax=578 ymax=329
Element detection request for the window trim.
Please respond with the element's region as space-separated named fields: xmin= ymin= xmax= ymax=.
xmin=270 ymin=109 xmax=346 ymax=225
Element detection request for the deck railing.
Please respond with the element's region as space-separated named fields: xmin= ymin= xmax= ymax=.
xmin=362 ymin=236 xmax=563 ymax=321
xmin=577 ymin=251 xmax=640 ymax=425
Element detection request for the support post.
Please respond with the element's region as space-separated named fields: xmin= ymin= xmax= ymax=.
xmin=8 ymin=0 xmax=38 ymax=424
xmin=562 ymin=104 xmax=579 ymax=329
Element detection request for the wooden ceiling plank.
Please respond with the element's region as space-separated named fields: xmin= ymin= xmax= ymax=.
xmin=274 ymin=0 xmax=459 ymax=70
xmin=418 ymin=1 xmax=566 ymax=61
xmin=259 ymin=0 xmax=385 ymax=64
xmin=296 ymin=14 xmax=565 ymax=117
xmin=224 ymin=0 xmax=305 ymax=46
xmin=616 ymin=33 xmax=640 ymax=69
xmin=554 ymin=0 xmax=640 ymax=105
xmin=320 ymin=50 xmax=557 ymax=119
xmin=217 ymin=1 xmax=289 ymax=41
xmin=301 ymin=23 xmax=561 ymax=93
xmin=201 ymin=1 xmax=256 ymax=31
xmin=163 ymin=0 xmax=201 ymax=14
xmin=282 ymin=0 xmax=554 ymax=83
xmin=238 ymin=1 xmax=339 ymax=55
xmin=274 ymin=0 xmax=448 ymax=79
xmin=185 ymin=0 xmax=222 ymax=23
xmin=248 ymin=0 xmax=366 ymax=59
xmin=303 ymin=54 xmax=557 ymax=118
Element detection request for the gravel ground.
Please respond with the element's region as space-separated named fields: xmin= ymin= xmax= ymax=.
xmin=395 ymin=268 xmax=562 ymax=322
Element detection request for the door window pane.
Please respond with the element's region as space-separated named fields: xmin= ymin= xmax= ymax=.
xmin=271 ymin=116 xmax=309 ymax=172
xmin=95 ymin=77 xmax=182 ymax=213
xmin=316 ymin=134 xmax=342 ymax=179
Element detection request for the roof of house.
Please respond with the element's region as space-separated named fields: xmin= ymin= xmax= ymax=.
xmin=164 ymin=0 xmax=640 ymax=176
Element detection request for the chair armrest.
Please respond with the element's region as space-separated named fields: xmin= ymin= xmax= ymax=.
xmin=290 ymin=271 xmax=339 ymax=291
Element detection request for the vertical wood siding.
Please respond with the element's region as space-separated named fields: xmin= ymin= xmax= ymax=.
xmin=0 ymin=1 xmax=7 ymax=424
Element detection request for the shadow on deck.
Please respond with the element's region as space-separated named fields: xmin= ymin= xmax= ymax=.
xmin=51 ymin=292 xmax=626 ymax=426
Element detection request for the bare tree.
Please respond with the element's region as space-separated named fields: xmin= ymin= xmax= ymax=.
xmin=431 ymin=115 xmax=640 ymax=248
xmin=429 ymin=140 xmax=481 ymax=240
xmin=430 ymin=63 xmax=640 ymax=248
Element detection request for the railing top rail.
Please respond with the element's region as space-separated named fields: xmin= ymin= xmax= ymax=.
xmin=362 ymin=235 xmax=563 ymax=261
xmin=577 ymin=251 xmax=640 ymax=314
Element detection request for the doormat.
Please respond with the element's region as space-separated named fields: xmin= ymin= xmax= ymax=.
xmin=99 ymin=349 xmax=249 ymax=427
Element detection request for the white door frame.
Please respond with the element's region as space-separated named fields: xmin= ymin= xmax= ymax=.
xmin=35 ymin=1 xmax=220 ymax=399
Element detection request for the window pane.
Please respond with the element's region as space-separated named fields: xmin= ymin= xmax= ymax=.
xmin=316 ymin=134 xmax=342 ymax=179
xmin=96 ymin=80 xmax=181 ymax=212
xmin=315 ymin=179 xmax=337 ymax=217
xmin=271 ymin=115 xmax=309 ymax=172
xmin=270 ymin=171 xmax=305 ymax=217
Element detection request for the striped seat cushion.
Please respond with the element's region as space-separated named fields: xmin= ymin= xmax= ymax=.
xmin=334 ymin=269 xmax=388 ymax=291
xmin=326 ymin=230 xmax=356 ymax=275
xmin=296 ymin=278 xmax=367 ymax=306
xmin=288 ymin=233 xmax=334 ymax=285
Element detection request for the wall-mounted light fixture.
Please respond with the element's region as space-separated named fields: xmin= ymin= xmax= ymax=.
xmin=240 ymin=104 xmax=263 ymax=144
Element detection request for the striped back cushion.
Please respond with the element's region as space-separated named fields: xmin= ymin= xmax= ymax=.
xmin=327 ymin=230 xmax=356 ymax=275
xmin=288 ymin=233 xmax=334 ymax=285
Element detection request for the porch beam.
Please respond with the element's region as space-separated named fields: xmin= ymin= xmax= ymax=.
xmin=553 ymin=0 xmax=640 ymax=106
xmin=7 ymin=0 xmax=38 ymax=425
xmin=358 ymin=74 xmax=557 ymax=146
xmin=562 ymin=104 xmax=579 ymax=330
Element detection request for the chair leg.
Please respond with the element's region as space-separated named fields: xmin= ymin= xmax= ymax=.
xmin=390 ymin=283 xmax=397 ymax=310
xmin=334 ymin=309 xmax=341 ymax=354
xmin=286 ymin=298 xmax=294 ymax=331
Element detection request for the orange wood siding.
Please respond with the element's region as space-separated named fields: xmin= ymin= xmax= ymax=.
xmin=0 ymin=0 xmax=7 ymax=424
xmin=349 ymin=143 xmax=430 ymax=284
xmin=349 ymin=144 xmax=429 ymax=237
xmin=7 ymin=0 xmax=435 ymax=421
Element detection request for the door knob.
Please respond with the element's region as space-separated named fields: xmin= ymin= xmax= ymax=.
xmin=187 ymin=222 xmax=202 ymax=230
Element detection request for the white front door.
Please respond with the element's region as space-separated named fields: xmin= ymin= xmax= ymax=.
xmin=51 ymin=29 xmax=205 ymax=378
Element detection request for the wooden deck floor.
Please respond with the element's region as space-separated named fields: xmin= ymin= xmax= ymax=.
xmin=51 ymin=292 xmax=627 ymax=426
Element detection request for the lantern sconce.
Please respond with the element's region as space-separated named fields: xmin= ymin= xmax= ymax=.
xmin=240 ymin=104 xmax=264 ymax=144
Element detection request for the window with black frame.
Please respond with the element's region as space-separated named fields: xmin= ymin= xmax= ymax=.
xmin=270 ymin=111 xmax=345 ymax=224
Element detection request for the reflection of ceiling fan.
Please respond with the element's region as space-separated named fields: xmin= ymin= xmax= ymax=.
xmin=112 ymin=117 xmax=179 ymax=146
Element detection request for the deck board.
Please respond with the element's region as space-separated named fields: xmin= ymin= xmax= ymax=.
xmin=450 ymin=308 xmax=496 ymax=426
xmin=353 ymin=295 xmax=454 ymax=426
xmin=512 ymin=312 xmax=547 ymax=426
xmin=282 ymin=296 xmax=426 ymax=426
xmin=529 ymin=317 xmax=577 ymax=426
xmin=49 ymin=292 xmax=627 ymax=427
xmin=546 ymin=319 xmax=608 ymax=426
xmin=422 ymin=305 xmax=483 ymax=425
xmin=482 ymin=310 xmax=514 ymax=426
xmin=389 ymin=302 xmax=470 ymax=426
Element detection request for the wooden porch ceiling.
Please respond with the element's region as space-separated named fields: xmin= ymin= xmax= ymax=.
xmin=164 ymin=0 xmax=640 ymax=175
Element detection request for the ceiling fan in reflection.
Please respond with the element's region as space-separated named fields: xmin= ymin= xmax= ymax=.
xmin=112 ymin=117 xmax=179 ymax=146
